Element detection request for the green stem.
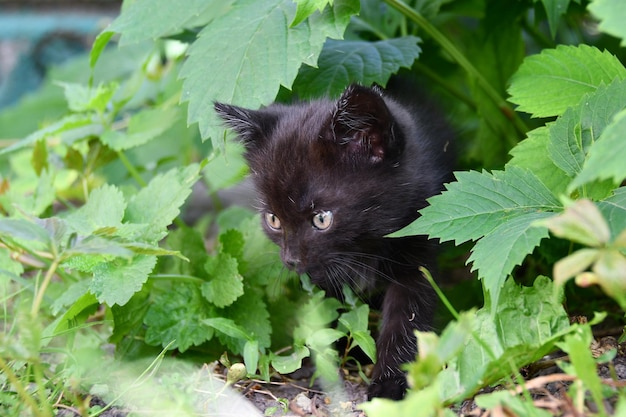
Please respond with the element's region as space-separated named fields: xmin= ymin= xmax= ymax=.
xmin=31 ymin=258 xmax=60 ymax=317
xmin=383 ymin=0 xmax=528 ymax=142
xmin=117 ymin=150 xmax=146 ymax=187
xmin=419 ymin=266 xmax=459 ymax=321
xmin=0 ymin=357 xmax=48 ymax=417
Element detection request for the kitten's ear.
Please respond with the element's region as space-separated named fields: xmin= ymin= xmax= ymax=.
xmin=330 ymin=84 xmax=395 ymax=163
xmin=214 ymin=102 xmax=276 ymax=149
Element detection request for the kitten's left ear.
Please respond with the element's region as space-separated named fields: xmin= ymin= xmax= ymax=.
xmin=214 ymin=102 xmax=276 ymax=150
xmin=330 ymin=84 xmax=396 ymax=163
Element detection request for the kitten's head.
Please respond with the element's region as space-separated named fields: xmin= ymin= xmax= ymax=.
xmin=215 ymin=85 xmax=416 ymax=293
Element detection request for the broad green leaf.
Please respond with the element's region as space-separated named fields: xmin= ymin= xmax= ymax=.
xmin=243 ymin=339 xmax=260 ymax=374
xmin=468 ymin=212 xmax=553 ymax=307
xmin=124 ymin=164 xmax=200 ymax=241
xmin=109 ymin=0 xmax=231 ymax=45
xmin=0 ymin=218 xmax=51 ymax=246
xmin=90 ymin=254 xmax=157 ymax=306
xmin=394 ymin=167 xmax=560 ymax=305
xmin=201 ymin=253 xmax=243 ymax=308
xmin=100 ymin=107 xmax=181 ymax=151
xmin=162 ymin=226 xmax=208 ymax=277
xmin=90 ymin=30 xmax=115 ymax=69
xmin=588 ymin=0 xmax=626 ymax=47
xmin=64 ymin=184 xmax=126 ymax=235
xmin=508 ymin=44 xmax=626 ymax=118
xmin=547 ymin=79 xmax=626 ymax=183
xmin=291 ymin=0 xmax=332 ymax=27
xmin=536 ymin=0 xmax=572 ymax=38
xmin=395 ymin=167 xmax=561 ymax=243
xmin=569 ymin=108 xmax=626 ymax=191
xmin=444 ymin=277 xmax=570 ymax=401
xmin=293 ymin=37 xmax=421 ymax=98
xmin=53 ymin=292 xmax=100 ymax=334
xmin=507 ymin=126 xmax=569 ymax=195
xmin=306 ymin=328 xmax=345 ymax=352
xmin=351 ymin=330 xmax=376 ymax=363
xmin=144 ymin=283 xmax=215 ymax=352
xmin=110 ymin=289 xmax=150 ymax=346
xmin=180 ymin=0 xmax=358 ymax=146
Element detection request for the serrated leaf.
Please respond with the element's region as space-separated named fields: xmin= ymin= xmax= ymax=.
xmin=64 ymin=184 xmax=126 ymax=235
xmin=468 ymin=212 xmax=553 ymax=306
xmin=221 ymin=289 xmax=272 ymax=350
xmin=597 ymin=187 xmax=626 ymax=239
xmin=547 ymin=79 xmax=626 ymax=183
xmin=396 ymin=167 xmax=561 ymax=243
xmin=202 ymin=253 xmax=243 ymax=308
xmin=508 ymin=44 xmax=626 ymax=118
xmin=569 ymin=107 xmax=626 ymax=191
xmin=144 ymin=283 xmax=215 ymax=352
xmin=507 ymin=126 xmax=569 ymax=195
xmin=90 ymin=255 xmax=157 ymax=306
xmin=57 ymin=82 xmax=116 ymax=113
xmin=180 ymin=0 xmax=358 ymax=146
xmin=124 ymin=164 xmax=200 ymax=241
xmin=293 ymin=37 xmax=421 ymax=98
xmin=588 ymin=0 xmax=626 ymax=47
xmin=109 ymin=0 xmax=230 ymax=46
xmin=100 ymin=107 xmax=181 ymax=151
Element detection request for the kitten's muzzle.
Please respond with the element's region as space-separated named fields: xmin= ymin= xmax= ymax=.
xmin=281 ymin=249 xmax=305 ymax=274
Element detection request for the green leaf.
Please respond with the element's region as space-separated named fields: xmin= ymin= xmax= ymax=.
xmin=508 ymin=44 xmax=626 ymax=118
xmin=100 ymin=107 xmax=181 ymax=151
xmin=553 ymin=248 xmax=599 ymax=286
xmin=468 ymin=212 xmax=553 ymax=306
xmin=570 ymin=108 xmax=626 ymax=191
xmin=203 ymin=142 xmax=249 ymax=193
xmin=536 ymin=0 xmax=572 ymax=38
xmin=547 ymin=79 xmax=626 ymax=184
xmin=180 ymin=0 xmax=358 ymax=146
xmin=90 ymin=255 xmax=157 ymax=306
xmin=243 ymin=339 xmax=260 ymax=374
xmin=90 ymin=30 xmax=115 ymax=69
xmin=597 ymin=187 xmax=626 ymax=239
xmin=203 ymin=317 xmax=252 ymax=340
xmin=0 ymin=218 xmax=51 ymax=246
xmin=220 ymin=289 xmax=272 ymax=350
xmin=124 ymin=164 xmax=200 ymax=241
xmin=64 ymin=184 xmax=126 ymax=235
xmin=144 ymin=283 xmax=215 ymax=352
xmin=271 ymin=345 xmax=310 ymax=374
xmin=293 ymin=37 xmax=421 ymax=98
xmin=57 ymin=82 xmax=117 ymax=113
xmin=507 ymin=126 xmax=569 ymax=195
xmin=475 ymin=390 xmax=552 ymax=416
xmin=590 ymin=249 xmax=626 ymax=309
xmin=588 ymin=0 xmax=626 ymax=47
xmin=201 ymin=253 xmax=243 ymax=308
xmin=109 ymin=0 xmax=230 ymax=45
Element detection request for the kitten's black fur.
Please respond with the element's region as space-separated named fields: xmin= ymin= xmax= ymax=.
xmin=214 ymin=81 xmax=454 ymax=400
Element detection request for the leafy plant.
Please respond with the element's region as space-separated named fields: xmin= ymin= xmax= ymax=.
xmin=1 ymin=0 xmax=626 ymax=415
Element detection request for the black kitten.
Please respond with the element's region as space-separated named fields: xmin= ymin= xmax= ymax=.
xmin=214 ymin=82 xmax=454 ymax=400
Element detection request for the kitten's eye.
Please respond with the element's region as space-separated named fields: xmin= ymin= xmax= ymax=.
xmin=264 ymin=212 xmax=282 ymax=230
xmin=312 ymin=211 xmax=333 ymax=230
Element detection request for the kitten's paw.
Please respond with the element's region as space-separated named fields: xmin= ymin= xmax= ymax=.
xmin=367 ymin=375 xmax=407 ymax=400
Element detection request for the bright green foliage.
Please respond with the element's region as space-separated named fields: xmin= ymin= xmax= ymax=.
xmin=508 ymin=45 xmax=626 ymax=118
xmin=178 ymin=0 xmax=360 ymax=147
xmin=536 ymin=0 xmax=574 ymax=38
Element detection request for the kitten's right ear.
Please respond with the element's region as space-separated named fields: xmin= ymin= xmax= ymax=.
xmin=214 ymin=102 xmax=275 ymax=148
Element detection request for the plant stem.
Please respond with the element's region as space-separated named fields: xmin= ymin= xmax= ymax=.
xmin=419 ymin=267 xmax=459 ymax=321
xmin=117 ymin=150 xmax=147 ymax=187
xmin=383 ymin=0 xmax=528 ymax=141
xmin=31 ymin=257 xmax=60 ymax=317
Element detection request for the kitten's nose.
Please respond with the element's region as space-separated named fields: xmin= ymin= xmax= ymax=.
xmin=281 ymin=249 xmax=302 ymax=271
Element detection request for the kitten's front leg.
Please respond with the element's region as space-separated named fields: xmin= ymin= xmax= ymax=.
xmin=368 ymin=279 xmax=435 ymax=400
